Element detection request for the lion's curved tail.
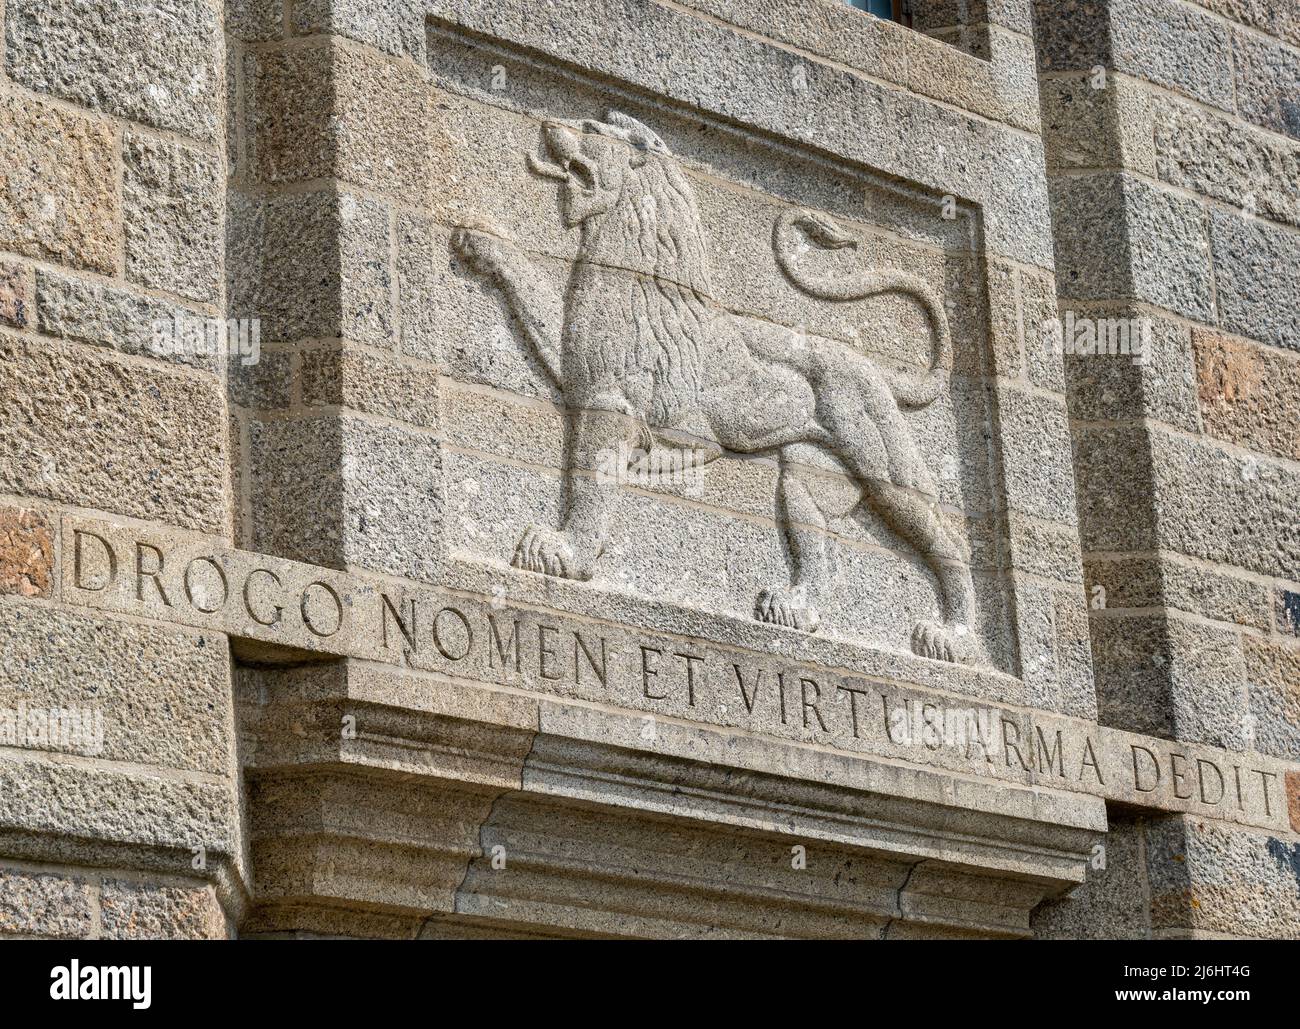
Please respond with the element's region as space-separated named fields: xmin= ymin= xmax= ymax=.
xmin=773 ymin=209 xmax=951 ymax=409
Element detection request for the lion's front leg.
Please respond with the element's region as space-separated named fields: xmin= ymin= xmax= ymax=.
xmin=513 ymin=405 xmax=636 ymax=582
xmin=451 ymin=226 xmax=564 ymax=388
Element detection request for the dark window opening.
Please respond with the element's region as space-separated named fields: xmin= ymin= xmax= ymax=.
xmin=844 ymin=0 xmax=911 ymax=24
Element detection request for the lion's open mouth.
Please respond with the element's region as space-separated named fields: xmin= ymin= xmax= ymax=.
xmin=527 ymin=151 xmax=598 ymax=194
xmin=565 ymin=156 xmax=596 ymax=192
xmin=526 ymin=151 xmax=568 ymax=181
xmin=526 ymin=121 xmax=599 ymax=194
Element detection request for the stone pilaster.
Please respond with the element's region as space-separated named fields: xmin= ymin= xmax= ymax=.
xmin=226 ymin=13 xmax=446 ymax=583
xmin=0 ymin=0 xmax=244 ymax=936
xmin=1034 ymin=0 xmax=1300 ymax=937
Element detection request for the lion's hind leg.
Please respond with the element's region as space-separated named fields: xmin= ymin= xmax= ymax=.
xmin=805 ymin=354 xmax=985 ymax=666
xmin=756 ymin=457 xmax=828 ymax=634
xmin=858 ymin=480 xmax=983 ymax=665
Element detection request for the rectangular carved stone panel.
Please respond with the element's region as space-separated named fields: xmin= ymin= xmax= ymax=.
xmin=422 ymin=19 xmax=1033 ymax=683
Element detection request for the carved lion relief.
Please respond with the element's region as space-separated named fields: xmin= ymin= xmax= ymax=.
xmin=453 ymin=111 xmax=985 ymax=666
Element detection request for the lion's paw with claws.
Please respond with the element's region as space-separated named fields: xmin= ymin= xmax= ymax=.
xmin=512 ymin=526 xmax=578 ymax=579
xmin=452 ymin=227 xmax=517 ymax=282
xmin=756 ymin=588 xmax=821 ymax=633
xmin=911 ymin=621 xmax=975 ymax=665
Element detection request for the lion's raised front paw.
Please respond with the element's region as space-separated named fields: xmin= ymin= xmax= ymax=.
xmin=756 ymin=588 xmax=820 ymax=633
xmin=512 ymin=526 xmax=578 ymax=579
xmin=911 ymin=621 xmax=974 ymax=665
xmin=451 ymin=226 xmax=515 ymax=280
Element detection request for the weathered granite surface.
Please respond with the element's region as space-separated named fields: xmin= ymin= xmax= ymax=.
xmin=0 ymin=0 xmax=1295 ymax=939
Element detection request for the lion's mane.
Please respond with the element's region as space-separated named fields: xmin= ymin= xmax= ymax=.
xmin=570 ymin=142 xmax=715 ymax=427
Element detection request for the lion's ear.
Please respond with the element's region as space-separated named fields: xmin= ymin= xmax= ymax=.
xmin=606 ymin=110 xmax=670 ymax=157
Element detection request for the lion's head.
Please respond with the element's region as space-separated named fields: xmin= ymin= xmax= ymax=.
xmin=528 ymin=111 xmax=712 ymax=300
xmin=524 ymin=112 xmax=714 ymax=426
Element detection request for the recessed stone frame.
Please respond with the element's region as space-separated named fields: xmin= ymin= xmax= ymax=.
xmin=574 ymin=0 xmax=1042 ymax=130
xmin=410 ymin=0 xmax=1085 ymax=718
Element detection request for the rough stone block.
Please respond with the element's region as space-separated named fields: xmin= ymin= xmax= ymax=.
xmin=1062 ymin=305 xmax=1200 ymax=433
xmin=1084 ymin=555 xmax=1273 ymax=631
xmin=1037 ymin=0 xmax=1236 ymax=111
xmin=1244 ymin=636 xmax=1300 ymax=761
xmin=1197 ymin=0 xmax=1300 ymax=48
xmin=996 ymin=388 xmax=1078 ymax=525
xmin=1017 ymin=268 xmax=1067 ymax=392
xmin=1193 ymin=329 xmax=1300 ymax=461
xmin=1109 ymin=0 xmax=1235 ymax=110
xmin=0 ymin=602 xmax=232 ymax=773
xmin=1091 ymin=613 xmax=1248 ymax=749
xmin=242 ymin=43 xmax=333 ymax=185
xmin=395 ymin=211 xmax=445 ymax=366
xmin=227 ymin=348 xmax=292 ymax=411
xmin=1039 ymin=70 xmax=1156 ymax=176
xmin=245 ymin=39 xmax=433 ymax=201
xmin=1231 ymin=29 xmax=1300 ymax=141
xmin=1031 ymin=0 xmax=1110 ymax=72
xmin=227 ymin=188 xmax=393 ymax=347
xmin=1154 ymin=95 xmax=1300 ymax=231
xmin=1146 ymin=817 xmax=1300 ymax=938
xmin=674 ymin=0 xmax=1039 ymax=131
xmin=1049 ymin=172 xmax=1214 ymax=321
xmin=0 ymin=867 xmax=95 ymax=938
xmin=1048 ymin=173 xmax=1129 ymax=302
xmin=1032 ymin=810 xmax=1149 ymax=939
xmin=0 ymin=757 xmax=236 ymax=856
xmin=4 ymin=0 xmax=221 ymax=141
xmin=913 ymin=0 xmax=1034 ymax=35
xmin=0 ymin=507 xmax=54 ymax=599
xmin=123 ymin=133 xmax=223 ymax=303
xmin=1147 ymin=428 xmax=1300 ymax=581
xmin=0 ymin=262 xmax=33 ymax=329
xmin=1004 ymin=513 xmax=1082 ymax=585
xmin=226 ymin=0 xmax=285 ymax=42
xmin=985 ymin=259 xmax=1022 ymax=380
xmin=1070 ymin=423 xmax=1147 ymax=553
xmin=0 ymin=332 xmax=227 ymax=533
xmin=291 ymin=0 xmax=427 ymax=64
xmin=302 ymin=345 xmax=441 ymax=429
xmin=100 ymin=878 xmax=228 ymax=939
xmin=250 ymin=414 xmax=445 ymax=582
xmin=1015 ymin=578 xmax=1096 ymax=718
xmin=0 ymin=93 xmax=118 ymax=275
xmin=35 ymin=270 xmax=217 ymax=371
xmin=1067 ymin=329 xmax=1178 ymax=425
xmin=1209 ymin=209 xmax=1300 ymax=353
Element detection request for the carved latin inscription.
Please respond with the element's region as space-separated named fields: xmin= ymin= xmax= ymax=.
xmin=60 ymin=518 xmax=1297 ymax=835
